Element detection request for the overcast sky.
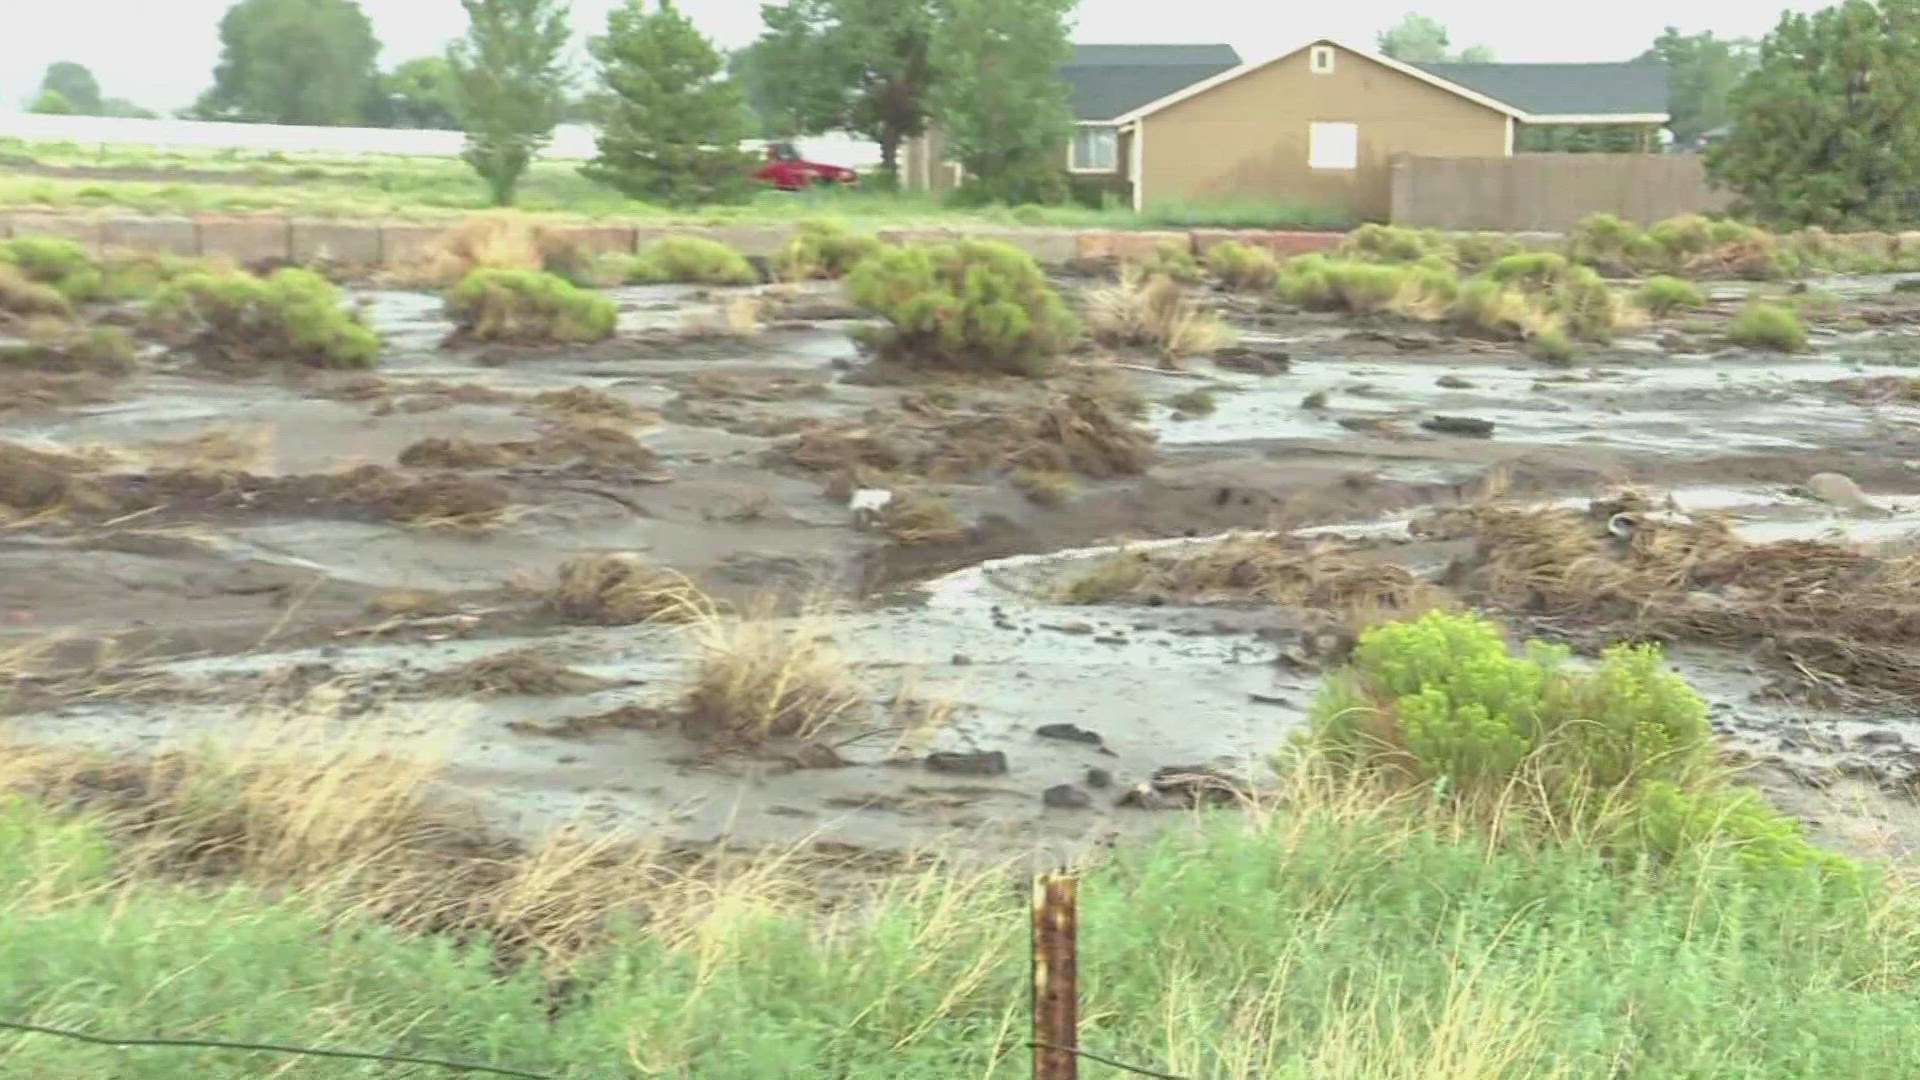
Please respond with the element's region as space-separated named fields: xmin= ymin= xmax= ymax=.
xmin=4 ymin=0 xmax=1830 ymax=113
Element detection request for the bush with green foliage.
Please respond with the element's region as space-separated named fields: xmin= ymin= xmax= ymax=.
xmin=1648 ymin=214 xmax=1715 ymax=261
xmin=445 ymin=268 xmax=617 ymax=344
xmin=1551 ymin=265 xmax=1619 ymax=342
xmin=1488 ymin=251 xmax=1572 ymax=289
xmin=846 ymin=239 xmax=1079 ymax=376
xmin=1131 ymin=239 xmax=1202 ymax=284
xmin=1635 ymin=275 xmax=1708 ymax=315
xmin=1450 ymin=231 xmax=1517 ymax=271
xmin=771 ymin=219 xmax=884 ymax=281
xmin=0 ymin=264 xmax=72 ymax=316
xmin=0 ymin=236 xmax=102 ymax=301
xmin=625 ymin=235 xmax=758 ymax=285
xmin=1726 ymin=300 xmax=1807 ymax=352
xmin=1567 ymin=212 xmax=1644 ymax=271
xmin=1529 ymin=325 xmax=1575 ymax=364
xmin=1339 ymin=223 xmax=1448 ymax=264
xmin=149 ymin=268 xmax=379 ymax=368
xmin=1304 ymin=609 xmax=1853 ymax=881
xmin=1203 ymin=240 xmax=1279 ymax=291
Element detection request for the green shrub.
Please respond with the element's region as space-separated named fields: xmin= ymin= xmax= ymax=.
xmin=1649 ymin=214 xmax=1715 ymax=259
xmin=1449 ymin=232 xmax=1516 ymax=271
xmin=1635 ymin=275 xmax=1707 ymax=316
xmin=150 ymin=268 xmax=379 ymax=368
xmin=1276 ymin=253 xmax=1335 ymax=307
xmin=1168 ymin=388 xmax=1217 ymax=416
xmin=1132 ymin=239 xmax=1203 ymax=284
xmin=0 ymin=235 xmax=101 ymax=301
xmin=444 ymin=269 xmax=618 ymax=344
xmin=1303 ymin=609 xmax=1842 ymax=879
xmin=1203 ymin=240 xmax=1279 ymax=291
xmin=771 ymin=219 xmax=884 ymax=280
xmin=1529 ymin=324 xmax=1575 ymax=364
xmin=1450 ymin=276 xmax=1531 ymax=337
xmin=0 ymin=264 xmax=72 ymax=316
xmin=1567 ymin=213 xmax=1643 ymax=270
xmin=1550 ymin=265 xmax=1619 ymax=342
xmin=845 ymin=239 xmax=1080 ymax=376
xmin=1324 ymin=263 xmax=1409 ymax=314
xmin=626 ymin=235 xmax=758 ymax=285
xmin=1726 ymin=301 xmax=1807 ymax=352
xmin=1488 ymin=251 xmax=1571 ymax=289
xmin=1339 ymin=223 xmax=1446 ymax=264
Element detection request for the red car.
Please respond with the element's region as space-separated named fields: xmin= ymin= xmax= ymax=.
xmin=754 ymin=142 xmax=858 ymax=190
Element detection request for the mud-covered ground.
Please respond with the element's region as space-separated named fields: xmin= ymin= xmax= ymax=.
xmin=7 ymin=272 xmax=1920 ymax=862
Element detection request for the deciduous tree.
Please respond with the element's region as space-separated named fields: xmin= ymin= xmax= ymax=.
xmin=1637 ymin=28 xmax=1757 ymax=145
xmin=1377 ymin=14 xmax=1494 ymax=64
xmin=40 ymin=63 xmax=103 ymax=115
xmin=448 ymin=0 xmax=571 ymax=206
xmin=926 ymin=0 xmax=1075 ymax=204
xmin=583 ymin=0 xmax=755 ymax=207
xmin=382 ymin=56 xmax=461 ymax=130
xmin=193 ymin=0 xmax=382 ymax=126
xmin=1708 ymin=0 xmax=1920 ymax=229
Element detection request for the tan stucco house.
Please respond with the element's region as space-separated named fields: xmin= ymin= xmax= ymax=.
xmin=905 ymin=39 xmax=1670 ymax=221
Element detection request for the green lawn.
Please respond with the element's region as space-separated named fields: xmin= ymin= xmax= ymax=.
xmin=1 ymin=773 xmax=1914 ymax=1079
xmin=0 ymin=137 xmax=1350 ymax=230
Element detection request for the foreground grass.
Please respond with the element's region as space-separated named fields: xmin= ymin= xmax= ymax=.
xmin=1 ymin=757 xmax=1916 ymax=1078
xmin=0 ymin=141 xmax=1345 ymax=230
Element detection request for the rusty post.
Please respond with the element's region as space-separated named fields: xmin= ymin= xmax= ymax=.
xmin=1031 ymin=872 xmax=1079 ymax=1080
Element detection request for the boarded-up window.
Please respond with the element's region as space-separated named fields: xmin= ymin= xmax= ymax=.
xmin=1070 ymin=126 xmax=1118 ymax=172
xmin=1309 ymin=122 xmax=1358 ymax=170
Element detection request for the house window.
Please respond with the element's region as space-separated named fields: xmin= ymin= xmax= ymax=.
xmin=1070 ymin=126 xmax=1119 ymax=172
xmin=1310 ymin=46 xmax=1336 ymax=74
xmin=1308 ymin=122 xmax=1358 ymax=170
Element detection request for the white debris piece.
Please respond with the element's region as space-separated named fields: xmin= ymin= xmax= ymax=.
xmin=849 ymin=488 xmax=894 ymax=528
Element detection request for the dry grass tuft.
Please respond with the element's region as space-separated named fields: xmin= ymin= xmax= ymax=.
xmin=548 ymin=553 xmax=709 ymax=625
xmin=678 ymin=294 xmax=765 ymax=340
xmin=421 ymin=648 xmax=609 ymax=697
xmin=398 ymin=436 xmax=521 ymax=470
xmin=1011 ymin=466 xmax=1079 ymax=506
xmin=0 ymin=441 xmax=116 ymax=520
xmin=1426 ymin=501 xmax=1920 ymax=697
xmin=880 ymin=489 xmax=967 ymax=544
xmin=680 ymin=371 xmax=828 ymax=402
xmin=1013 ymin=389 xmax=1158 ymax=478
xmin=400 ymin=422 xmax=654 ymax=473
xmin=139 ymin=427 xmax=273 ymax=472
xmin=1062 ymin=534 xmax=1449 ymax=622
xmin=403 ymin=214 xmax=593 ymax=287
xmin=0 ymin=263 xmax=73 ymax=317
xmin=1085 ymin=269 xmax=1233 ymax=360
xmin=682 ymin=603 xmax=866 ymax=741
xmin=529 ymin=385 xmax=651 ymax=423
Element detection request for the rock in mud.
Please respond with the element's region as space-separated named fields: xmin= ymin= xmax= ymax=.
xmin=1421 ymin=416 xmax=1496 ymax=438
xmin=1435 ymin=375 xmax=1475 ymax=390
xmin=1085 ymin=767 xmax=1114 ymax=789
xmin=1211 ymin=345 xmax=1291 ymax=374
xmin=1119 ymin=765 xmax=1248 ymax=810
xmin=1036 ymin=723 xmax=1106 ymax=748
xmin=925 ymin=750 xmax=1008 ymax=776
xmin=1805 ymin=472 xmax=1884 ymax=515
xmin=1043 ymin=784 xmax=1093 ymax=810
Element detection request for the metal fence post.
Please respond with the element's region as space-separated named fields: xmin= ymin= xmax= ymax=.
xmin=1031 ymin=873 xmax=1078 ymax=1080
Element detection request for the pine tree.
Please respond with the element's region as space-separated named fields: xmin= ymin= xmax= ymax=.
xmin=583 ymin=0 xmax=755 ymax=207
xmin=448 ymin=0 xmax=572 ymax=207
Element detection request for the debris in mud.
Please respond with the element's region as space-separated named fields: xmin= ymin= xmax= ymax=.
xmin=879 ymin=489 xmax=967 ymax=545
xmin=925 ymin=750 xmax=1009 ymax=776
xmin=1085 ymin=767 xmax=1114 ymax=789
xmin=1119 ymin=765 xmax=1248 ymax=810
xmin=529 ymin=385 xmax=652 ymax=423
xmin=399 ymin=422 xmax=657 ymax=476
xmin=678 ymin=371 xmax=830 ymax=403
xmin=1043 ymin=784 xmax=1093 ymax=810
xmin=1436 ymin=375 xmax=1476 ymax=389
xmin=1211 ymin=345 xmax=1290 ymax=374
xmin=1421 ymin=416 xmax=1496 ymax=438
xmin=1801 ymin=472 xmax=1886 ymax=516
xmin=0 ymin=441 xmax=115 ymax=519
xmin=547 ymin=553 xmax=705 ymax=625
xmin=1036 ymin=723 xmax=1109 ymax=750
xmin=420 ymin=648 xmax=610 ymax=698
xmin=1301 ymin=390 xmax=1329 ymax=410
xmin=1434 ymin=501 xmax=1920 ymax=698
xmin=508 ymin=703 xmax=665 ymax=738
xmin=1062 ymin=534 xmax=1448 ymax=621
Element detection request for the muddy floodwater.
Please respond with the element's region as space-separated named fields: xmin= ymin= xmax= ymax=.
xmin=9 ymin=275 xmax=1920 ymax=861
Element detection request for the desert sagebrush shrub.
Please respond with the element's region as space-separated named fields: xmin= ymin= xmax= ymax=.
xmin=1488 ymin=251 xmax=1572 ymax=290
xmin=150 ymin=268 xmax=380 ymax=368
xmin=1131 ymin=239 xmax=1203 ymax=283
xmin=1084 ymin=268 xmax=1230 ymax=357
xmin=1551 ymin=265 xmax=1619 ymax=342
xmin=771 ymin=219 xmax=883 ymax=280
xmin=626 ymin=235 xmax=758 ymax=285
xmin=445 ymin=269 xmax=617 ymax=344
xmin=0 ymin=264 xmax=72 ymax=317
xmin=1339 ymin=223 xmax=1447 ymax=264
xmin=1450 ymin=231 xmax=1517 ymax=271
xmin=1567 ymin=212 xmax=1643 ymax=271
xmin=1648 ymin=214 xmax=1716 ymax=261
xmin=1204 ymin=240 xmax=1279 ymax=291
xmin=846 ymin=239 xmax=1080 ymax=376
xmin=1726 ymin=300 xmax=1807 ymax=352
xmin=0 ymin=236 xmax=102 ymax=302
xmin=1635 ymin=275 xmax=1707 ymax=316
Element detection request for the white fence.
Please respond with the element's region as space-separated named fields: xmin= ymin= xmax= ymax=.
xmin=0 ymin=112 xmax=881 ymax=168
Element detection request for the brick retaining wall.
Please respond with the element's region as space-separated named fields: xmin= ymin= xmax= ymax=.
xmin=0 ymin=211 xmax=1347 ymax=271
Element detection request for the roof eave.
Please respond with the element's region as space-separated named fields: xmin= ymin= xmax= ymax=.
xmin=1520 ymin=112 xmax=1671 ymax=125
xmin=1109 ymin=37 xmax=1529 ymax=126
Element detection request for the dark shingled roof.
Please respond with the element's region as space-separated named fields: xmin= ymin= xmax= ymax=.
xmin=1413 ymin=61 xmax=1671 ymax=118
xmin=1064 ymin=44 xmax=1242 ymax=122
